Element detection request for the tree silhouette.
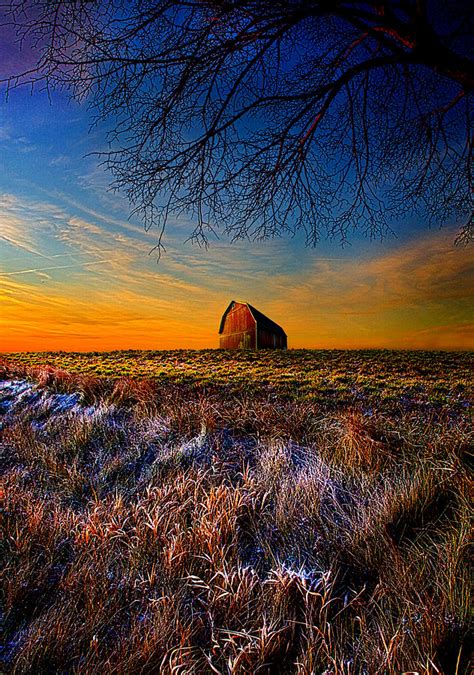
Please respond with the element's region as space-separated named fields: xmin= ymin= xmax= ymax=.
xmin=3 ymin=1 xmax=473 ymax=252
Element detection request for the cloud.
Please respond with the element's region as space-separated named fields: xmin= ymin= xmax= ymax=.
xmin=265 ymin=228 xmax=473 ymax=348
xmin=49 ymin=155 xmax=71 ymax=168
xmin=0 ymin=259 xmax=116 ymax=277
xmin=0 ymin=124 xmax=11 ymax=142
xmin=0 ymin=193 xmax=69 ymax=258
xmin=1 ymin=190 xmax=472 ymax=351
xmin=0 ymin=192 xmax=226 ymax=349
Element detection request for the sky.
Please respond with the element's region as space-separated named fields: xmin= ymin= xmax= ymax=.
xmin=0 ymin=21 xmax=473 ymax=352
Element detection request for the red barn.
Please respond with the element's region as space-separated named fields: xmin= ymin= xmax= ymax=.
xmin=218 ymin=300 xmax=287 ymax=350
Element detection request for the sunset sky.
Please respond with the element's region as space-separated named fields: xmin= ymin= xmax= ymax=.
xmin=0 ymin=26 xmax=473 ymax=352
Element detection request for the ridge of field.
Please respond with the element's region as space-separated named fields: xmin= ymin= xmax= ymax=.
xmin=3 ymin=349 xmax=472 ymax=412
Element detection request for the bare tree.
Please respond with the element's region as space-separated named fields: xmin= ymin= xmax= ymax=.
xmin=2 ymin=0 xmax=473 ymax=252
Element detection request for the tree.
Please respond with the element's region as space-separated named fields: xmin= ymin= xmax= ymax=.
xmin=2 ymin=0 xmax=473 ymax=252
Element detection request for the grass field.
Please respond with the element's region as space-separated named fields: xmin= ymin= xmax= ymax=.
xmin=1 ymin=350 xmax=472 ymax=673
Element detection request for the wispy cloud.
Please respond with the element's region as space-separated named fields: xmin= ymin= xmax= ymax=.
xmin=266 ymin=228 xmax=473 ymax=348
xmin=0 ymin=123 xmax=11 ymax=142
xmin=0 ymin=259 xmax=117 ymax=277
xmin=1 ymin=190 xmax=472 ymax=351
xmin=49 ymin=155 xmax=71 ymax=168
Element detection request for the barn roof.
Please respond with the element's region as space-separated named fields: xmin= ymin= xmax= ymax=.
xmin=219 ymin=300 xmax=286 ymax=336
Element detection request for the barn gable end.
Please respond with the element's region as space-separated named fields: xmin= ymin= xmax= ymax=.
xmin=218 ymin=300 xmax=287 ymax=350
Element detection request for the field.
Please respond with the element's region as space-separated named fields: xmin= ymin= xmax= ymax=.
xmin=1 ymin=350 xmax=472 ymax=674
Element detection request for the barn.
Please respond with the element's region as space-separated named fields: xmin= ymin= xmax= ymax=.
xmin=218 ymin=300 xmax=287 ymax=350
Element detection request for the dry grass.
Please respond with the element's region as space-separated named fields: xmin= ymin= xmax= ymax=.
xmin=0 ymin=352 xmax=472 ymax=674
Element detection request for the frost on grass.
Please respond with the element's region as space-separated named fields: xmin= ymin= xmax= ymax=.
xmin=0 ymin=354 xmax=472 ymax=674
xmin=0 ymin=379 xmax=80 ymax=421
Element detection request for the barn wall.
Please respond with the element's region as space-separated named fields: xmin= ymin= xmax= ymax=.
xmin=257 ymin=328 xmax=287 ymax=349
xmin=219 ymin=303 xmax=256 ymax=349
xmin=219 ymin=330 xmax=256 ymax=349
xmin=224 ymin=303 xmax=255 ymax=334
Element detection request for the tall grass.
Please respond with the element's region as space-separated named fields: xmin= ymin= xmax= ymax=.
xmin=0 ymin=355 xmax=472 ymax=673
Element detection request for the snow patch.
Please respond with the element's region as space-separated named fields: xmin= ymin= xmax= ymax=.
xmin=0 ymin=379 xmax=96 ymax=426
